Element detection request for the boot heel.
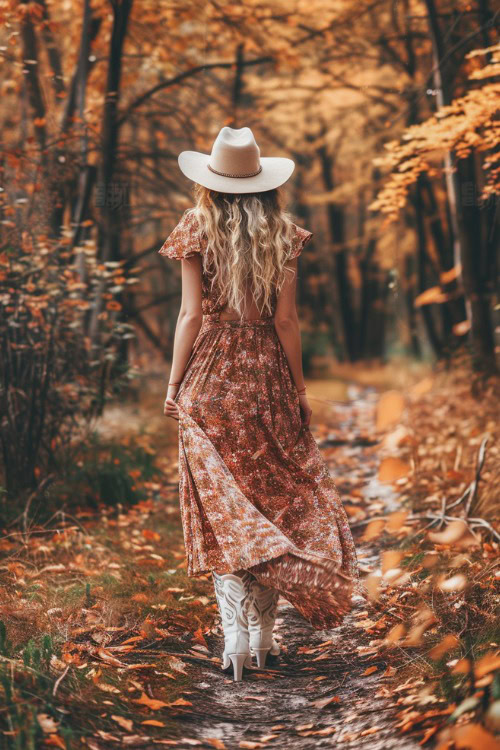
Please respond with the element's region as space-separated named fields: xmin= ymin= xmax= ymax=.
xmin=228 ymin=653 xmax=247 ymax=681
xmin=253 ymin=648 xmax=270 ymax=668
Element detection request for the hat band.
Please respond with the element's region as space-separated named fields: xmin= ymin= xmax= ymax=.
xmin=207 ymin=163 xmax=262 ymax=179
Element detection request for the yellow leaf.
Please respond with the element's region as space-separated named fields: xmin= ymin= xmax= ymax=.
xmin=111 ymin=715 xmax=133 ymax=732
xmin=428 ymin=520 xmax=469 ymax=545
xmin=141 ymin=720 xmax=166 ymax=727
xmin=362 ymin=520 xmax=385 ymax=541
xmin=385 ymin=623 xmax=406 ymax=643
xmin=414 ymin=286 xmax=448 ymax=307
xmin=169 ymin=698 xmax=192 ymax=707
xmin=452 ymin=320 xmax=471 ymax=336
xmin=381 ymin=550 xmax=404 ymax=574
xmin=474 ymin=652 xmax=500 ymax=679
xmin=440 ymin=264 xmax=462 ymax=284
xmin=428 ymin=634 xmax=459 ymax=660
xmin=448 ymin=722 xmax=500 ymax=750
xmin=386 ymin=511 xmax=409 ymax=533
xmin=378 ymin=457 xmax=411 ymax=482
xmin=376 ymin=391 xmax=405 ymax=431
xmin=133 ymin=692 xmax=169 ymax=710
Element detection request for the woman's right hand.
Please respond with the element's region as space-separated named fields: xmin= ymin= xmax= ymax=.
xmin=298 ymin=394 xmax=312 ymax=427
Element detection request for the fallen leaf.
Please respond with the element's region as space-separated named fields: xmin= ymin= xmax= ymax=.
xmin=385 ymin=623 xmax=406 ymax=643
xmin=428 ymin=634 xmax=459 ymax=660
xmin=37 ymin=714 xmax=58 ymax=733
xmin=206 ymin=739 xmax=226 ymax=749
xmin=141 ymin=720 xmax=166 ymax=727
xmin=362 ymin=666 xmax=378 ymax=676
xmin=419 ymin=725 xmax=439 ymax=745
xmin=446 ymin=722 xmax=500 ymax=749
xmin=142 ymin=529 xmax=161 ymax=542
xmin=386 ymin=511 xmax=409 ymax=533
xmin=96 ymin=682 xmax=120 ymax=694
xmin=44 ymin=735 xmax=66 ymax=749
xmin=192 ymin=627 xmax=208 ymax=647
xmin=378 ymin=457 xmax=411 ymax=483
xmin=111 ymin=715 xmax=133 ymax=732
xmin=474 ymin=652 xmax=500 ymax=679
xmin=311 ymin=695 xmax=340 ymax=709
xmin=312 ymin=727 xmax=336 ymax=736
xmin=381 ymin=549 xmax=403 ymax=573
xmin=169 ymin=698 xmax=192 ymax=707
xmin=376 ymin=391 xmax=405 ymax=431
xmin=133 ymin=692 xmax=170 ymax=710
xmin=428 ymin=520 xmax=469 ymax=545
xmin=244 ymin=696 xmax=267 ymax=702
xmin=97 ymin=648 xmax=127 ymax=668
xmin=438 ymin=574 xmax=467 ymax=593
xmin=362 ymin=520 xmax=385 ymax=542
xmin=168 ymin=656 xmax=188 ymax=674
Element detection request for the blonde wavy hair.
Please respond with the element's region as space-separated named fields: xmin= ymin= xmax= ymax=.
xmin=189 ymin=185 xmax=296 ymax=318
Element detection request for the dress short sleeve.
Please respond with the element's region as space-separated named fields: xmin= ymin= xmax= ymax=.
xmin=158 ymin=210 xmax=202 ymax=260
xmin=289 ymin=223 xmax=313 ymax=260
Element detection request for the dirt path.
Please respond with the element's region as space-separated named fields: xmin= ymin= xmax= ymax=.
xmin=99 ymin=380 xmax=419 ymax=749
xmin=0 ymin=378 xmax=424 ymax=749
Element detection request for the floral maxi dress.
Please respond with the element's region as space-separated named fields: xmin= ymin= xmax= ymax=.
xmin=159 ymin=210 xmax=359 ymax=629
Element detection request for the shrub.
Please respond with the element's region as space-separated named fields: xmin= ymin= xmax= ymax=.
xmin=0 ymin=233 xmax=135 ymax=499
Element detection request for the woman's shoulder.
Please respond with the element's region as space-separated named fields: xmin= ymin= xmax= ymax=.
xmin=158 ymin=209 xmax=204 ymax=260
xmin=288 ymin=220 xmax=313 ymax=260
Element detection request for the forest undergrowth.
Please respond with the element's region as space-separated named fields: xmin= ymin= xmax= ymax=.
xmin=0 ymin=362 xmax=498 ymax=749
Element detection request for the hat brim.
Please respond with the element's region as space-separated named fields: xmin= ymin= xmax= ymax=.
xmin=178 ymin=151 xmax=295 ymax=194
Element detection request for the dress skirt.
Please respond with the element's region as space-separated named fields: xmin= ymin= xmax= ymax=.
xmin=174 ymin=313 xmax=359 ymax=629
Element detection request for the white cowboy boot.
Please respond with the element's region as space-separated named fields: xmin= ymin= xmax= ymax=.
xmin=246 ymin=578 xmax=280 ymax=668
xmin=212 ymin=572 xmax=252 ymax=681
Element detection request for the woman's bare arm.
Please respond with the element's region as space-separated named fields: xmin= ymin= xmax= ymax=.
xmin=274 ymin=258 xmax=312 ymax=425
xmin=164 ymin=256 xmax=203 ymax=420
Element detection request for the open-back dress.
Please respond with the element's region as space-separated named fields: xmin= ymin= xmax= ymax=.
xmin=159 ymin=209 xmax=359 ymax=629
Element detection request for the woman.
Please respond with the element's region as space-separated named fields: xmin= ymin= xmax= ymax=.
xmin=160 ymin=127 xmax=359 ymax=682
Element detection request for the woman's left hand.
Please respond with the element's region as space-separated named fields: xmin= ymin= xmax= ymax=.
xmin=164 ymin=388 xmax=180 ymax=420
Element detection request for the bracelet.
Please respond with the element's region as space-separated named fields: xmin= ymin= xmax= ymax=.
xmin=296 ymin=386 xmax=307 ymax=395
xmin=168 ymin=381 xmax=182 ymax=387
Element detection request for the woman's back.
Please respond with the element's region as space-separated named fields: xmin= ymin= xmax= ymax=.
xmin=159 ymin=193 xmax=313 ymax=321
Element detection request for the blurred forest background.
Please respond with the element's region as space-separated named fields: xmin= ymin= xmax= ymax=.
xmin=1 ymin=0 xmax=499 ymax=497
xmin=0 ymin=2 xmax=499 ymax=748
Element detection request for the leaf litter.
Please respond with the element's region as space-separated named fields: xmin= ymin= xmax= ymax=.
xmin=0 ymin=369 xmax=498 ymax=748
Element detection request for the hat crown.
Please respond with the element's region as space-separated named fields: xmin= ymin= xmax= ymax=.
xmin=209 ymin=127 xmax=261 ymax=178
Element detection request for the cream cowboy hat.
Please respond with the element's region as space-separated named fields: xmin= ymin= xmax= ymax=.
xmin=178 ymin=126 xmax=295 ymax=194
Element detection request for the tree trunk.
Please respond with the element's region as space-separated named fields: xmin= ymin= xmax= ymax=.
xmin=89 ymin=0 xmax=133 ymax=347
xmin=456 ymin=154 xmax=496 ymax=372
xmin=414 ymin=178 xmax=443 ymax=358
xmin=317 ymin=145 xmax=357 ymax=361
xmin=404 ymin=255 xmax=422 ymax=358
xmin=424 ymin=0 xmax=463 ymax=272
xmin=231 ymin=43 xmax=245 ymax=127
